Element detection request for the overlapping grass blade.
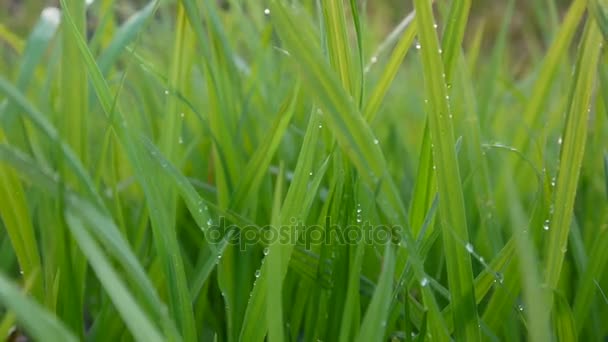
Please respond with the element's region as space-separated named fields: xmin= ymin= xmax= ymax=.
xmin=0 ymin=273 xmax=77 ymax=342
xmin=412 ymin=0 xmax=479 ymax=340
xmin=544 ymin=19 xmax=603 ymax=290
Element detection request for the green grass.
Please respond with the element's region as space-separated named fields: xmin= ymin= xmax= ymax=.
xmin=0 ymin=0 xmax=607 ymax=341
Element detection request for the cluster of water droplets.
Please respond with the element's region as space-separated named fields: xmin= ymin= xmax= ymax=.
xmin=356 ymin=203 xmax=362 ymax=223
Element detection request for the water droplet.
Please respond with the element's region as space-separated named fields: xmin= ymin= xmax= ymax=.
xmin=518 ymin=304 xmax=524 ymax=312
xmin=255 ymin=269 xmax=261 ymax=278
xmin=309 ymin=171 xmax=313 ymax=176
xmin=319 ymin=124 xmax=322 ymax=128
xmin=373 ymin=138 xmax=379 ymax=145
xmin=217 ymin=254 xmax=222 ymax=260
xmin=557 ymin=136 xmax=562 ymax=145
xmin=263 ymin=247 xmax=270 ymax=256
xmin=207 ymin=219 xmax=213 ymax=226
xmin=433 ymin=23 xmax=438 ymax=29
xmin=178 ymin=136 xmax=184 ymax=144
xmin=420 ymin=277 xmax=429 ymax=287
xmin=164 ymin=89 xmax=169 ymax=95
xmin=370 ymin=56 xmax=378 ymax=64
xmin=415 ymin=42 xmax=421 ymax=50
xmin=543 ymin=219 xmax=550 ymax=231
xmin=264 ymin=8 xmax=270 ymax=15
xmin=445 ymin=95 xmax=450 ymax=100
xmin=41 ymin=7 xmax=61 ymax=27
xmin=495 ymin=272 xmax=504 ymax=284
xmin=465 ymin=242 xmax=474 ymax=253
xmin=180 ymin=112 xmax=185 ymax=118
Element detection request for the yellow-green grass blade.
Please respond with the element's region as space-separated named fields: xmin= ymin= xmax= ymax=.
xmin=321 ymin=0 xmax=355 ymax=96
xmin=412 ymin=0 xmax=479 ymax=340
xmin=58 ymin=1 xmax=198 ymax=338
xmin=0 ymin=130 xmax=42 ymax=301
xmin=544 ymin=20 xmax=603 ymax=290
xmin=363 ymin=20 xmax=417 ymax=123
xmin=510 ymin=0 xmax=587 ymax=160
xmin=269 ymin=3 xmax=449 ymax=339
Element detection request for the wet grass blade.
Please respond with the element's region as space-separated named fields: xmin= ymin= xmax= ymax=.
xmin=412 ymin=0 xmax=479 ymax=340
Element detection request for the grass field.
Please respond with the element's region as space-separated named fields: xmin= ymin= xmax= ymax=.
xmin=0 ymin=0 xmax=607 ymax=341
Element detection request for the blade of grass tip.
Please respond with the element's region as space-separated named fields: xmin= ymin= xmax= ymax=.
xmin=412 ymin=0 xmax=479 ymax=340
xmin=355 ymin=244 xmax=395 ymax=342
xmin=239 ymin=110 xmax=326 ymax=342
xmin=58 ymin=1 xmax=199 ymax=339
xmin=363 ymin=19 xmax=417 ymax=123
xmin=510 ymin=0 xmax=587 ymax=158
xmin=266 ymin=163 xmax=285 ymax=342
xmin=230 ymin=87 xmax=299 ymax=211
xmin=544 ymin=19 xmax=603 ymax=290
xmin=96 ymin=0 xmax=158 ymax=74
xmin=0 ymin=273 xmax=77 ymax=342
xmin=64 ymin=212 xmax=164 ymax=342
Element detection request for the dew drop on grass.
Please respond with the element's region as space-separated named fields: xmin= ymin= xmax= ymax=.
xmin=264 ymin=8 xmax=270 ymax=15
xmin=207 ymin=219 xmax=213 ymax=226
xmin=557 ymin=136 xmax=562 ymax=145
xmin=420 ymin=277 xmax=429 ymax=287
xmin=319 ymin=124 xmax=322 ymax=128
xmin=518 ymin=304 xmax=524 ymax=312
xmin=164 ymin=89 xmax=169 ymax=95
xmin=370 ymin=56 xmax=378 ymax=64
xmin=543 ymin=220 xmax=550 ymax=231
xmin=433 ymin=23 xmax=438 ymax=29
xmin=178 ymin=136 xmax=184 ymax=144
xmin=41 ymin=7 xmax=61 ymax=27
xmin=495 ymin=272 xmax=504 ymax=284
xmin=180 ymin=112 xmax=185 ymax=118
xmin=309 ymin=171 xmax=313 ymax=176
xmin=255 ymin=269 xmax=261 ymax=278
xmin=263 ymin=247 xmax=270 ymax=256
xmin=415 ymin=42 xmax=421 ymax=50
xmin=465 ymin=242 xmax=474 ymax=253
xmin=373 ymin=138 xmax=379 ymax=145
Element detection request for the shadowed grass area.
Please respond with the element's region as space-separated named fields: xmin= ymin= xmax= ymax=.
xmin=0 ymin=0 xmax=607 ymax=341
